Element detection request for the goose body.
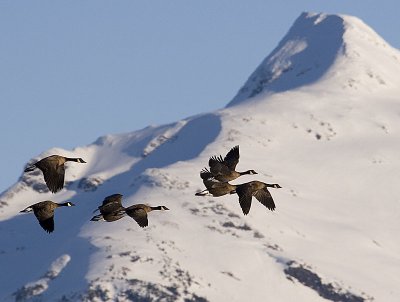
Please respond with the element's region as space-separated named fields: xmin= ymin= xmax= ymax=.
xmin=20 ymin=200 xmax=75 ymax=233
xmin=24 ymin=155 xmax=86 ymax=193
xmin=124 ymin=204 xmax=169 ymax=228
xmin=203 ymin=146 xmax=257 ymax=182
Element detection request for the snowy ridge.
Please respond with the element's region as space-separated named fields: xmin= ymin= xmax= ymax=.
xmin=14 ymin=255 xmax=71 ymax=301
xmin=1 ymin=12 xmax=400 ymax=301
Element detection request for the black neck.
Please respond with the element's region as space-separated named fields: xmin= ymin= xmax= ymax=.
xmin=150 ymin=206 xmax=164 ymax=211
xmin=239 ymin=170 xmax=252 ymax=175
xmin=65 ymin=157 xmax=80 ymax=162
xmin=58 ymin=202 xmax=71 ymax=207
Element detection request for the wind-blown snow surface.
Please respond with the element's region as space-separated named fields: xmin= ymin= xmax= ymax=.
xmin=1 ymin=12 xmax=400 ymax=302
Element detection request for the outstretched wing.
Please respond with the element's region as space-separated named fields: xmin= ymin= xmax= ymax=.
xmin=102 ymin=194 xmax=123 ymax=206
xmin=98 ymin=194 xmax=124 ymax=214
xmin=33 ymin=205 xmax=56 ymax=233
xmin=224 ymin=145 xmax=239 ymax=170
xmin=37 ymin=158 xmax=65 ymax=193
xmin=126 ymin=207 xmax=148 ymax=228
xmin=254 ymin=187 xmax=276 ymax=211
xmin=200 ymin=168 xmax=213 ymax=180
xmin=209 ymin=156 xmax=230 ymax=175
xmin=235 ymin=185 xmax=252 ymax=215
xmin=38 ymin=217 xmax=55 ymax=233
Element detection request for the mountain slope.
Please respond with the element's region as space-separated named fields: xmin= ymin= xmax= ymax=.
xmin=1 ymin=12 xmax=400 ymax=302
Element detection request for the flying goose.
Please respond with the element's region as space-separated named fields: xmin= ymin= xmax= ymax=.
xmin=24 ymin=155 xmax=86 ymax=193
xmin=91 ymin=193 xmax=125 ymax=222
xmin=235 ymin=181 xmax=281 ymax=215
xmin=196 ymin=177 xmax=281 ymax=215
xmin=20 ymin=200 xmax=75 ymax=233
xmin=123 ymin=204 xmax=169 ymax=228
xmin=202 ymin=145 xmax=257 ymax=182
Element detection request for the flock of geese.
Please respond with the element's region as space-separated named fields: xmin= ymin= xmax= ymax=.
xmin=195 ymin=146 xmax=281 ymax=214
xmin=19 ymin=146 xmax=281 ymax=233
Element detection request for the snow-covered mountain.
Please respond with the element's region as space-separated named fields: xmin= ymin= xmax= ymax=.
xmin=1 ymin=12 xmax=400 ymax=302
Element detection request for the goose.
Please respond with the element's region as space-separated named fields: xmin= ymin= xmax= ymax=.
xmin=196 ymin=177 xmax=281 ymax=215
xmin=123 ymin=204 xmax=169 ymax=228
xmin=235 ymin=181 xmax=281 ymax=215
xmin=202 ymin=145 xmax=257 ymax=182
xmin=20 ymin=200 xmax=75 ymax=233
xmin=91 ymin=193 xmax=125 ymax=222
xmin=24 ymin=155 xmax=86 ymax=193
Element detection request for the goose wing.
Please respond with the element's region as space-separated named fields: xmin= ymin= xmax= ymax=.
xmin=125 ymin=206 xmax=148 ymax=228
xmin=200 ymin=168 xmax=213 ymax=180
xmin=37 ymin=158 xmax=65 ymax=193
xmin=209 ymin=156 xmax=230 ymax=175
xmin=98 ymin=194 xmax=123 ymax=214
xmin=224 ymin=145 xmax=240 ymax=170
xmin=38 ymin=217 xmax=55 ymax=233
xmin=102 ymin=194 xmax=123 ymax=206
xmin=33 ymin=204 xmax=56 ymax=233
xmin=254 ymin=187 xmax=276 ymax=211
xmin=235 ymin=185 xmax=252 ymax=215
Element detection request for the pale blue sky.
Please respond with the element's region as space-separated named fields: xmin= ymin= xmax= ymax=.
xmin=0 ymin=1 xmax=399 ymax=192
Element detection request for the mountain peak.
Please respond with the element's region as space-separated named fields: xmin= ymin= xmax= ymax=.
xmin=228 ymin=12 xmax=400 ymax=107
